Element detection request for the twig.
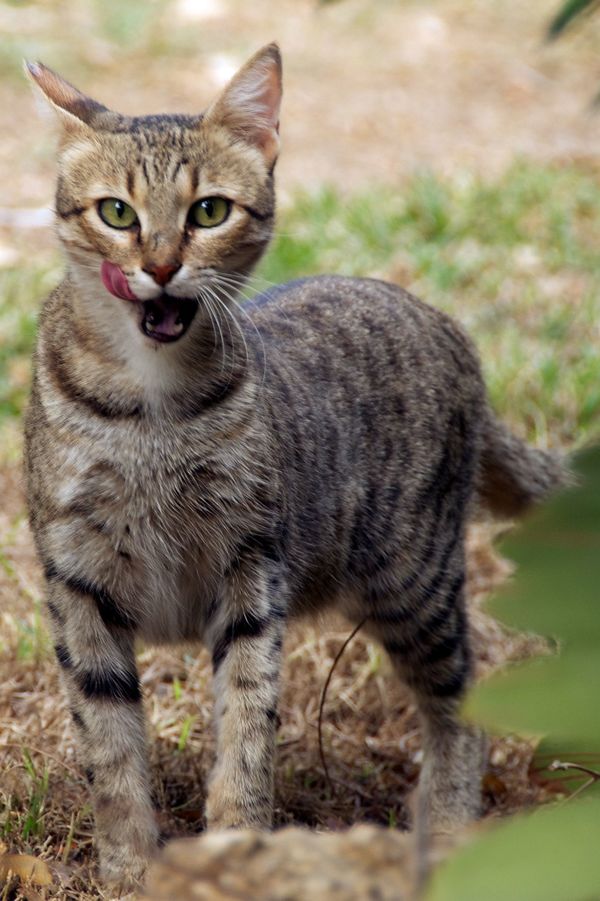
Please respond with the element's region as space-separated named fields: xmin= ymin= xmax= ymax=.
xmin=317 ymin=619 xmax=367 ymax=794
xmin=548 ymin=759 xmax=600 ymax=780
xmin=549 ymin=759 xmax=600 ymax=802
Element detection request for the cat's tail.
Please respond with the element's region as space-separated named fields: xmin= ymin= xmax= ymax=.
xmin=476 ymin=409 xmax=569 ymax=518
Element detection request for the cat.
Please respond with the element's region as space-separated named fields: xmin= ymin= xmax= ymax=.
xmin=24 ymin=44 xmax=564 ymax=888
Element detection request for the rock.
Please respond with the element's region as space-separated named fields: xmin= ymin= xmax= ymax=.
xmin=142 ymin=825 xmax=412 ymax=900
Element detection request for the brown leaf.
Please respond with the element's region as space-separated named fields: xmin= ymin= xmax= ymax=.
xmin=0 ymin=853 xmax=53 ymax=886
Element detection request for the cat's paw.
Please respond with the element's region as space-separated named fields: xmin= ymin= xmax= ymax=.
xmin=205 ymin=779 xmax=272 ymax=831
xmin=100 ymin=854 xmax=149 ymax=894
xmin=98 ymin=823 xmax=159 ymax=891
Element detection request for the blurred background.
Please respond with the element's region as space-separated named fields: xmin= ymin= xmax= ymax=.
xmin=0 ymin=2 xmax=599 ymax=897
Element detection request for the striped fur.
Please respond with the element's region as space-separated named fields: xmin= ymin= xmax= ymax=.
xmin=24 ymin=46 xmax=564 ymax=889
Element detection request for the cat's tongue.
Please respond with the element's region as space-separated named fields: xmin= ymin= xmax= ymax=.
xmin=100 ymin=260 xmax=195 ymax=342
xmin=100 ymin=260 xmax=138 ymax=301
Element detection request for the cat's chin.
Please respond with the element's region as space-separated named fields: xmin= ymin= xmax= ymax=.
xmin=139 ymin=295 xmax=198 ymax=344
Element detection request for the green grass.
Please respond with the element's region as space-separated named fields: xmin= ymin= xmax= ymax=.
xmin=2 ymin=160 xmax=599 ymax=465
xmin=1 ymin=750 xmax=50 ymax=843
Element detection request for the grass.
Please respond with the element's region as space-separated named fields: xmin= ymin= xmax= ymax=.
xmin=0 ymin=160 xmax=598 ymax=897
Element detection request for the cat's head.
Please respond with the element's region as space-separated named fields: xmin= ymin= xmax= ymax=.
xmin=27 ymin=44 xmax=281 ymax=348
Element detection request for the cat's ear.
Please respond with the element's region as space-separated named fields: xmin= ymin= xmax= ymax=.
xmin=203 ymin=43 xmax=282 ymax=166
xmin=24 ymin=61 xmax=107 ymax=143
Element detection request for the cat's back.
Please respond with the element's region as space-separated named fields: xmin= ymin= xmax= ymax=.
xmin=248 ymin=274 xmax=484 ymax=417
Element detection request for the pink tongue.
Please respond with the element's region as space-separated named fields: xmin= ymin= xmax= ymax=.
xmin=100 ymin=260 xmax=138 ymax=301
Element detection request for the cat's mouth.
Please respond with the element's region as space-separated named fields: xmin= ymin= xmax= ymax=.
xmin=140 ymin=295 xmax=197 ymax=343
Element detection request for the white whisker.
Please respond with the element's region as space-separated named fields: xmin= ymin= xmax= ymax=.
xmin=211 ymin=280 xmax=268 ymax=392
xmin=197 ymin=286 xmax=229 ymax=377
xmin=209 ymin=288 xmax=252 ymax=383
xmin=195 ymin=289 xmax=219 ymax=357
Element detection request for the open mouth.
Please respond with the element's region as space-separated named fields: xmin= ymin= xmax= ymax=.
xmin=140 ymin=295 xmax=198 ymax=343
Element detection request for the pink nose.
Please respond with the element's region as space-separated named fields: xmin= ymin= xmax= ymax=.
xmin=143 ymin=262 xmax=181 ymax=286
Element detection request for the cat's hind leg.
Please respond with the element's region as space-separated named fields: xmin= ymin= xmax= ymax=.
xmin=362 ymin=551 xmax=487 ymax=833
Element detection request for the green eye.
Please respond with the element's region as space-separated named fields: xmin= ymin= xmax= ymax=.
xmin=189 ymin=196 xmax=231 ymax=228
xmin=98 ymin=198 xmax=138 ymax=229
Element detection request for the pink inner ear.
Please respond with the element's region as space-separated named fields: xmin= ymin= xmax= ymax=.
xmin=100 ymin=261 xmax=138 ymax=301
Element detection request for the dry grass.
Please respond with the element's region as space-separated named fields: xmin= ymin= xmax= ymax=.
xmin=0 ymin=458 xmax=559 ymax=900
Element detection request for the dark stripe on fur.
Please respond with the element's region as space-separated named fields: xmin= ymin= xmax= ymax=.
xmin=43 ymin=559 xmax=59 ymax=582
xmin=381 ymin=574 xmax=465 ymax=660
xmin=421 ymin=627 xmax=462 ymax=666
xmin=47 ymin=600 xmax=64 ymax=625
xmin=78 ymin=667 xmax=141 ymax=703
xmin=430 ymin=653 xmax=471 ymax=698
xmin=56 ymin=205 xmax=86 ymax=220
xmin=212 ymin=611 xmax=268 ymax=671
xmin=419 ymin=573 xmax=465 ymax=636
xmin=71 ymin=709 xmax=85 ymax=730
xmin=47 ymin=567 xmax=136 ymax=630
xmin=63 ymin=573 xmax=136 ymax=630
xmin=238 ymin=531 xmax=280 ymax=561
xmin=178 ymin=369 xmax=245 ymax=420
xmin=44 ymin=344 xmax=142 ymax=419
xmin=367 ymin=550 xmax=463 ymax=627
xmin=241 ymin=203 xmax=272 ymax=222
xmin=54 ymin=643 xmax=73 ymax=669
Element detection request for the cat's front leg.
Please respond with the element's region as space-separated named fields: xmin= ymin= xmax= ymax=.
xmin=205 ymin=551 xmax=286 ymax=830
xmin=46 ymin=576 xmax=158 ymax=888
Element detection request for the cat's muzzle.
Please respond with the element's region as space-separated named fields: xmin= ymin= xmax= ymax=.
xmin=141 ymin=295 xmax=197 ymax=343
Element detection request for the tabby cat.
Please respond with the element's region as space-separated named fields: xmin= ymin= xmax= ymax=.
xmin=24 ymin=44 xmax=563 ymax=888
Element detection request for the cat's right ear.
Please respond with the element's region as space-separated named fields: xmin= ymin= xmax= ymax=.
xmin=24 ymin=61 xmax=106 ymax=144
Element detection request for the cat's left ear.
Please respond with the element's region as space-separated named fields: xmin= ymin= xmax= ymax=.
xmin=24 ymin=61 xmax=107 ymax=143
xmin=203 ymin=43 xmax=282 ymax=167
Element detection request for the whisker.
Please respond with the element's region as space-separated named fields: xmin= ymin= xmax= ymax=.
xmin=204 ymin=284 xmax=241 ymax=386
xmin=215 ymin=270 xmax=278 ymax=293
xmin=195 ymin=289 xmax=220 ymax=357
xmin=198 ymin=286 xmax=229 ymax=377
xmin=209 ymin=289 xmax=252 ymax=384
xmin=214 ymin=272 xmax=292 ymax=324
xmin=211 ymin=282 xmax=268 ymax=393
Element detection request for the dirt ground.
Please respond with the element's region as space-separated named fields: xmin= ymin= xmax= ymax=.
xmin=0 ymin=0 xmax=596 ymax=896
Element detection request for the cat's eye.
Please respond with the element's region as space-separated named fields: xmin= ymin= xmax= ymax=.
xmin=98 ymin=198 xmax=139 ymax=230
xmin=188 ymin=196 xmax=231 ymax=229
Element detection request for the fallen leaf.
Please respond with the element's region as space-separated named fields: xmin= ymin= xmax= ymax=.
xmin=0 ymin=853 xmax=53 ymax=886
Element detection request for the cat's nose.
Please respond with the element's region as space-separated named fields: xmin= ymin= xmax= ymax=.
xmin=142 ymin=262 xmax=181 ymax=287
